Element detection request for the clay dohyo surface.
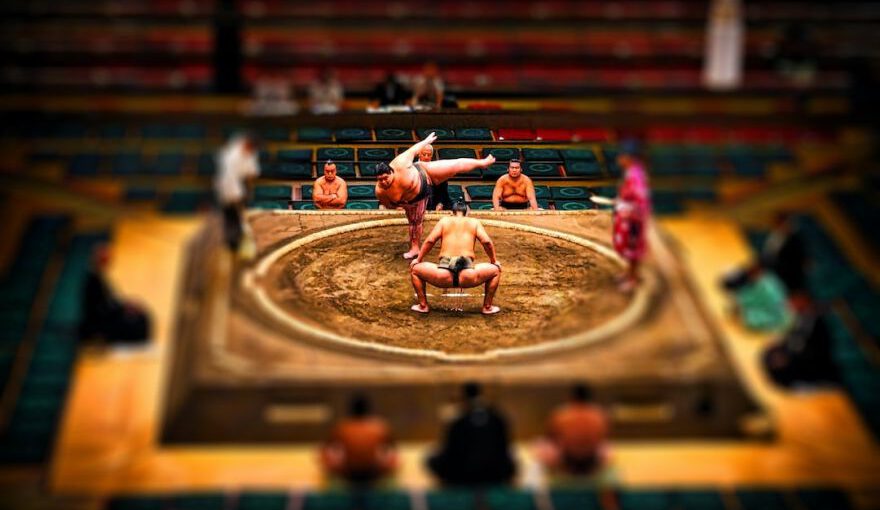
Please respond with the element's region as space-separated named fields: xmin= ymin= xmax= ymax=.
xmin=259 ymin=222 xmax=630 ymax=354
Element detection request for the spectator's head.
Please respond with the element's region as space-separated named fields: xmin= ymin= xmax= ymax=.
xmin=323 ymin=160 xmax=337 ymax=182
xmin=617 ymin=138 xmax=642 ymax=170
xmin=507 ymin=158 xmax=522 ymax=178
xmin=232 ymin=131 xmax=259 ymax=154
xmin=418 ymin=144 xmax=434 ymax=163
xmin=571 ymin=383 xmax=594 ymax=403
xmin=348 ymin=393 xmax=372 ymax=418
xmin=451 ymin=200 xmax=468 ymax=216
xmin=463 ymin=381 xmax=482 ymax=403
xmin=375 ymin=162 xmax=394 ymax=187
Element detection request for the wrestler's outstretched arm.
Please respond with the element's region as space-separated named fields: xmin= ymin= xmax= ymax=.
xmin=391 ymin=132 xmax=438 ymax=169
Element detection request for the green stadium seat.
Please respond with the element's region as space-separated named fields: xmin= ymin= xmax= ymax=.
xmin=376 ymin=128 xmax=413 ymax=141
xmin=483 ymin=148 xmax=520 ymax=161
xmin=197 ymin=153 xmax=216 ymax=176
xmin=561 ymin=149 xmax=597 ymax=161
xmin=297 ymin=127 xmax=333 ymax=142
xmin=457 ymin=128 xmax=493 ymax=141
xmin=261 ymin=127 xmax=290 ymax=142
xmin=301 ymin=185 xmax=313 ymax=199
xmin=555 ymin=200 xmax=591 ymax=210
xmin=177 ymin=124 xmax=206 ymax=140
xmin=551 ymin=186 xmax=590 ymax=200
xmin=524 ymin=162 xmax=561 ymax=178
xmin=345 ymin=201 xmax=380 ymax=210
xmin=469 ymin=201 xmax=494 ymax=210
xmin=417 ymin=128 xmax=455 ymax=141
xmin=533 ymin=185 xmax=551 ymax=199
xmin=483 ymin=164 xmax=507 ymax=179
xmin=466 ymin=185 xmax=495 ymax=200
xmin=140 ymin=124 xmax=175 ymax=139
xmin=438 ymin=148 xmax=478 ymax=160
xmin=100 ymin=125 xmax=127 ymax=139
xmin=448 ymin=185 xmax=464 ymax=200
xmin=68 ymin=154 xmax=102 ymax=176
xmin=277 ymin=149 xmax=313 ymax=162
xmin=169 ymin=493 xmax=227 ymax=510
xmin=331 ymin=162 xmax=356 ymax=177
xmin=106 ymin=495 xmax=166 ymax=510
xmin=734 ymin=489 xmax=792 ymax=510
xmin=426 ymin=489 xmax=475 ymax=510
xmin=248 ymin=201 xmax=288 ymax=210
xmin=237 ymin=492 xmax=290 ymax=510
xmin=254 ymin=185 xmax=291 ymax=200
xmin=161 ymin=190 xmax=212 ymax=214
xmin=111 ymin=153 xmax=142 ymax=175
xmin=548 ymin=488 xmax=602 ymax=510
xmin=266 ymin=162 xmax=313 ymax=179
xmin=619 ymin=489 xmax=671 ymax=510
xmin=675 ymin=490 xmax=726 ymax=510
xmin=348 ymin=185 xmax=376 ymax=199
xmin=123 ymin=186 xmax=157 ymax=202
xmin=302 ymin=491 xmax=353 ymax=510
xmin=292 ymin=201 xmax=318 ymax=210
xmin=795 ymin=488 xmax=853 ymax=510
xmin=317 ymin=147 xmax=355 ymax=162
xmin=522 ymin=148 xmax=562 ymax=162
xmin=358 ymin=148 xmax=396 ymax=161
xmin=334 ymin=127 xmax=372 ymax=141
xmin=485 ymin=488 xmax=535 ymax=510
xmin=360 ymin=162 xmax=381 ymax=176
xmin=152 ymin=153 xmax=185 ymax=175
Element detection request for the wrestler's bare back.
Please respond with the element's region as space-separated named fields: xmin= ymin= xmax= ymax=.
xmin=434 ymin=216 xmax=482 ymax=259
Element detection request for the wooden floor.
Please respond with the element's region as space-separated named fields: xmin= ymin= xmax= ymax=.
xmin=21 ymin=208 xmax=880 ymax=504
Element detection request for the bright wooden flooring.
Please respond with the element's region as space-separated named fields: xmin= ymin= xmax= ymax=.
xmin=42 ymin=211 xmax=880 ymax=503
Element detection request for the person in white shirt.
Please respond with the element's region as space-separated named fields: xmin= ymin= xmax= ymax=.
xmin=309 ymin=68 xmax=344 ymax=115
xmin=214 ymin=134 xmax=260 ymax=251
xmin=410 ymin=61 xmax=445 ymax=109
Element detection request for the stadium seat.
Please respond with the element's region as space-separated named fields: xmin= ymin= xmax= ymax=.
xmin=734 ymin=489 xmax=792 ymax=510
xmin=536 ymin=128 xmax=573 ymax=141
xmin=469 ymin=201 xmax=494 ymax=210
xmin=265 ymin=162 xmax=313 ymax=179
xmin=485 ymin=488 xmax=535 ymax=510
xmin=292 ymin=201 xmax=318 ymax=210
xmin=564 ymin=161 xmax=603 ymax=178
xmin=555 ymin=200 xmax=591 ymax=210
xmin=426 ymin=489 xmax=475 ymax=510
xmin=534 ymin=185 xmax=551 ymax=199
xmin=522 ymin=148 xmax=562 ymax=162
xmin=297 ymin=127 xmax=333 ymax=142
xmin=254 ymin=185 xmax=291 ymax=201
xmin=483 ymin=148 xmax=521 ymax=161
xmin=123 ymin=186 xmax=158 ymax=202
xmin=68 ymin=154 xmax=102 ymax=176
xmin=334 ymin=127 xmax=372 ymax=141
xmin=360 ymin=162 xmax=380 ymax=176
xmin=483 ymin=164 xmax=507 ymax=179
xmin=331 ymin=162 xmax=356 ymax=177
xmin=301 ymin=185 xmax=313 ymax=199
xmin=417 ymin=128 xmax=455 ymax=141
xmin=551 ymin=186 xmax=590 ymax=200
xmin=317 ymin=147 xmax=355 ymax=162
xmin=448 ymin=185 xmax=464 ymax=200
xmin=795 ymin=488 xmax=853 ymax=510
xmin=619 ymin=489 xmax=671 ymax=510
xmin=152 ymin=153 xmax=185 ymax=175
xmin=111 ymin=153 xmax=142 ymax=175
xmin=345 ymin=201 xmax=380 ymax=210
xmin=348 ymin=185 xmax=376 ymax=199
xmin=573 ymin=128 xmax=611 ymax=142
xmin=170 ymin=493 xmax=226 ymax=510
xmin=197 ymin=153 xmax=215 ymax=175
xmin=675 ymin=489 xmax=726 ymax=510
xmin=456 ymin=127 xmax=493 ymax=141
xmin=161 ymin=190 xmax=212 ymax=214
xmin=524 ymin=162 xmax=561 ymax=178
xmin=561 ymin=149 xmax=597 ymax=161
xmin=237 ymin=493 xmax=290 ymax=510
xmin=548 ymin=488 xmax=602 ymax=510
xmin=106 ymin=495 xmax=166 ymax=510
xmin=357 ymin=148 xmax=396 ymax=161
xmin=466 ymin=185 xmax=495 ymax=200
xmin=438 ymin=148 xmax=478 ymax=160
xmin=375 ymin=128 xmax=413 ymax=141
xmin=277 ymin=149 xmax=313 ymax=162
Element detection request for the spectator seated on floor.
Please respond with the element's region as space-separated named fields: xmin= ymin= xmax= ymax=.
xmin=319 ymin=394 xmax=399 ymax=485
xmin=78 ymin=244 xmax=151 ymax=345
xmin=763 ymin=295 xmax=839 ymax=389
xmin=308 ymin=68 xmax=344 ymax=115
xmin=723 ymin=265 xmax=792 ymax=331
xmin=426 ymin=382 xmax=516 ymax=486
xmin=529 ymin=383 xmax=616 ymax=486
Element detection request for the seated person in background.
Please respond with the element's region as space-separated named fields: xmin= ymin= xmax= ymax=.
xmin=246 ymin=74 xmax=298 ymax=116
xmin=410 ymin=61 xmax=455 ymax=109
xmin=492 ymin=159 xmax=539 ymax=210
xmin=426 ymin=382 xmax=516 ymax=486
xmin=728 ymin=265 xmax=792 ymax=331
xmin=313 ymin=160 xmax=348 ymax=209
xmin=763 ymin=294 xmax=839 ymax=388
xmin=319 ymin=394 xmax=399 ymax=484
xmin=308 ymin=68 xmax=344 ymax=115
xmin=533 ymin=384 xmax=609 ymax=478
xmin=78 ymin=244 xmax=151 ymax=344
xmin=371 ymin=72 xmax=409 ymax=107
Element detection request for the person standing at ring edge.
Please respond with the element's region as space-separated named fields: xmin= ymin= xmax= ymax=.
xmin=613 ymin=141 xmax=652 ymax=293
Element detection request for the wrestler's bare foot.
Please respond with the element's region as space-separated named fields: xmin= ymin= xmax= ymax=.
xmin=411 ymin=304 xmax=429 ymax=314
xmin=481 ymin=305 xmax=501 ymax=315
xmin=402 ymin=249 xmax=419 ymax=260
